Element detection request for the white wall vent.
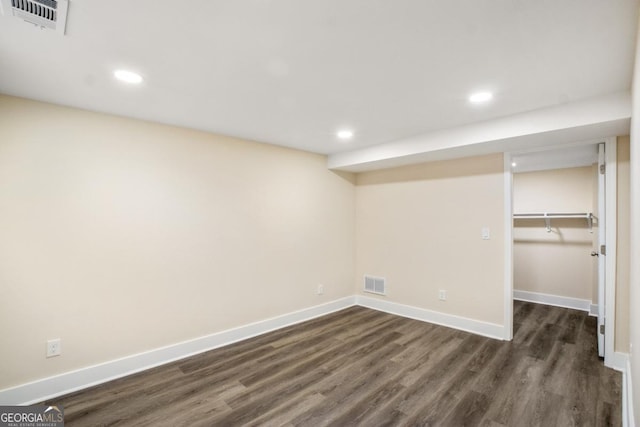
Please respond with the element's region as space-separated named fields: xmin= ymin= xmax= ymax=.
xmin=0 ymin=0 xmax=68 ymax=35
xmin=364 ymin=275 xmax=386 ymax=295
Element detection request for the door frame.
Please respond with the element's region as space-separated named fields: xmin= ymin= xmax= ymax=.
xmin=604 ymin=137 xmax=617 ymax=368
xmin=504 ymin=136 xmax=617 ymax=368
xmin=503 ymin=154 xmax=514 ymax=341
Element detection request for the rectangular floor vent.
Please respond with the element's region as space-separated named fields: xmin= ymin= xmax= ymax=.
xmin=1 ymin=0 xmax=68 ymax=34
xmin=364 ymin=275 xmax=386 ymax=295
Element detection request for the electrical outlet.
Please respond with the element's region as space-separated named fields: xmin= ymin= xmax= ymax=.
xmin=438 ymin=290 xmax=447 ymax=301
xmin=46 ymin=339 xmax=61 ymax=358
xmin=481 ymin=227 xmax=490 ymax=240
xmin=317 ymin=284 xmax=324 ymax=295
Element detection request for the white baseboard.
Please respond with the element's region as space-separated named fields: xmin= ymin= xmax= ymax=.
xmin=612 ymin=351 xmax=630 ymax=372
xmin=355 ymin=295 xmax=505 ymax=340
xmin=514 ymin=290 xmax=591 ymax=312
xmin=0 ymin=296 xmax=357 ymax=406
xmin=623 ymin=357 xmax=634 ymax=427
xmin=589 ymin=303 xmax=599 ymax=317
xmin=612 ymin=352 xmax=632 ymax=427
xmin=1 ymin=295 xmax=509 ymax=406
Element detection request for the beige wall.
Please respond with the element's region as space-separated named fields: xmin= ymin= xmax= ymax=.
xmin=512 ymin=167 xmax=595 ymax=300
xmin=355 ymin=154 xmax=505 ymax=325
xmin=616 ymin=136 xmax=630 ymax=353
xmin=0 ymin=93 xmax=632 ymax=397
xmin=0 ymin=95 xmax=356 ymax=389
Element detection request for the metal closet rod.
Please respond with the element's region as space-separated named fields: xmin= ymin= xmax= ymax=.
xmin=512 ymin=212 xmax=594 ymax=233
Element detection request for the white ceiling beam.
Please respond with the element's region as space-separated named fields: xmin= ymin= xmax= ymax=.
xmin=327 ymin=91 xmax=631 ymax=172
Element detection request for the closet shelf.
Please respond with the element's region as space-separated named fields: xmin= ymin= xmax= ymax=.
xmin=513 ymin=212 xmax=594 ymax=233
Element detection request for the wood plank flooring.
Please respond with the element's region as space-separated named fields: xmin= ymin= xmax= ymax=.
xmin=47 ymin=301 xmax=621 ymax=426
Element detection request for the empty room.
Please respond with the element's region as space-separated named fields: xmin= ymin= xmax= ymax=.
xmin=1 ymin=1 xmax=640 ymax=426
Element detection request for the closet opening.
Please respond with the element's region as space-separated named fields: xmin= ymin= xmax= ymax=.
xmin=507 ymin=137 xmax=617 ymax=367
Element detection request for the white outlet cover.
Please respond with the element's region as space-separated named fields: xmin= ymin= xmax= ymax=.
xmin=481 ymin=227 xmax=490 ymax=240
xmin=46 ymin=338 xmax=61 ymax=358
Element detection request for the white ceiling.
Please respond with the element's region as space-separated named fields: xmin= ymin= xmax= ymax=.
xmin=0 ymin=0 xmax=637 ymax=158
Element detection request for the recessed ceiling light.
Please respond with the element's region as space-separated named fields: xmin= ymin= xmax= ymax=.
xmin=337 ymin=130 xmax=354 ymax=140
xmin=511 ymin=162 xmax=517 ymax=167
xmin=469 ymin=91 xmax=493 ymax=104
xmin=114 ymin=69 xmax=143 ymax=84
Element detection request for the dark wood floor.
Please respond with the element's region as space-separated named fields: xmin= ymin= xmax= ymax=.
xmin=47 ymin=301 xmax=621 ymax=426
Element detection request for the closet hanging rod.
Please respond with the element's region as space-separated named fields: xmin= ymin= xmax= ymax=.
xmin=513 ymin=213 xmax=592 ymax=219
xmin=512 ymin=212 xmax=594 ymax=233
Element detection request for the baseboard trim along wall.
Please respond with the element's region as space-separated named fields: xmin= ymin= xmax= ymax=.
xmin=0 ymin=295 xmax=521 ymax=405
xmin=355 ymin=295 xmax=505 ymax=340
xmin=622 ymin=357 xmax=634 ymax=427
xmin=613 ymin=352 xmax=630 ymax=373
xmin=589 ymin=303 xmax=599 ymax=317
xmin=606 ymin=351 xmax=630 ymax=425
xmin=513 ymin=290 xmax=592 ymax=312
xmin=0 ymin=297 xmax=357 ymax=406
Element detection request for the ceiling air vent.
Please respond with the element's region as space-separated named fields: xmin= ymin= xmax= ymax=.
xmin=0 ymin=0 xmax=68 ymax=35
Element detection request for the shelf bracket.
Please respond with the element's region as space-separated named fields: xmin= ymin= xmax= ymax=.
xmin=544 ymin=214 xmax=551 ymax=233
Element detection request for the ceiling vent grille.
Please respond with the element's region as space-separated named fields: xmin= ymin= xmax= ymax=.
xmin=0 ymin=0 xmax=68 ymax=34
xmin=364 ymin=275 xmax=386 ymax=295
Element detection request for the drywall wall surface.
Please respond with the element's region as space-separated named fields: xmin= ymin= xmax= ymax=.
xmin=616 ymin=135 xmax=630 ymax=353
xmin=0 ymin=95 xmax=355 ymax=389
xmin=513 ymin=167 xmax=595 ymax=300
xmin=514 ymin=166 xmax=594 ymax=212
xmin=355 ymin=154 xmax=505 ymax=325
